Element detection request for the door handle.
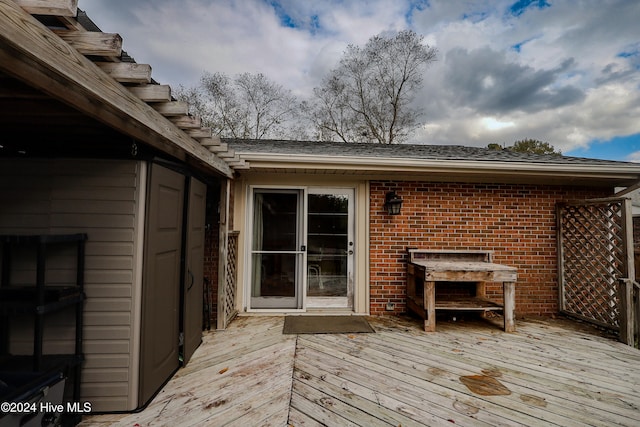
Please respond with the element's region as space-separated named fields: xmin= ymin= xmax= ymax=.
xmin=187 ymin=269 xmax=195 ymax=290
xmin=301 ymin=245 xmax=306 ymax=252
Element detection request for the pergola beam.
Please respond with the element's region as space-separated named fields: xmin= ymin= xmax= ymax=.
xmin=53 ymin=29 xmax=123 ymax=57
xmin=96 ymin=62 xmax=152 ymax=84
xmin=0 ymin=0 xmax=232 ymax=177
xmin=128 ymin=84 xmax=172 ymax=102
xmin=14 ymin=0 xmax=77 ymax=17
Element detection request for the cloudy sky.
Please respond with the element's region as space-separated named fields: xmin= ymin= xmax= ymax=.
xmin=80 ymin=0 xmax=640 ymax=161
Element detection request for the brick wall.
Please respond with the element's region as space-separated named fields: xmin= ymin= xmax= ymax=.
xmin=204 ymin=185 xmax=220 ymax=329
xmin=203 ymin=180 xmax=235 ymax=329
xmin=369 ymin=181 xmax=609 ymax=317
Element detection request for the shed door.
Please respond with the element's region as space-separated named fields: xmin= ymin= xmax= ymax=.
xmin=182 ymin=177 xmax=206 ymax=365
xmin=140 ymin=164 xmax=184 ymax=406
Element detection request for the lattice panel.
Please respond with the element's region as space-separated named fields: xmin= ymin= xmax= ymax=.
xmin=558 ymin=201 xmax=627 ymax=329
xmin=222 ymin=231 xmax=239 ymax=328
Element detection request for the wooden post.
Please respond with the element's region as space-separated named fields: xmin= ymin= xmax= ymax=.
xmin=618 ymin=278 xmax=634 ymax=345
xmin=503 ymin=282 xmax=516 ymax=332
xmin=635 ymin=283 xmax=640 ymax=348
xmin=619 ymin=198 xmax=636 ymax=346
xmin=425 ymin=281 xmax=436 ymax=332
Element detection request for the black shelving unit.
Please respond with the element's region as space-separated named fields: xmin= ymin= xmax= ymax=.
xmin=0 ymin=234 xmax=87 ymax=421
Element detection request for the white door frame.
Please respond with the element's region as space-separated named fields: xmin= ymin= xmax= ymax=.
xmin=245 ymin=185 xmax=356 ymax=312
xmin=247 ymin=187 xmax=305 ymax=311
xmin=306 ymin=187 xmax=355 ymax=310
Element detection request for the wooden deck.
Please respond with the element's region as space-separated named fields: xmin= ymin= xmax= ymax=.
xmin=80 ymin=315 xmax=640 ymax=426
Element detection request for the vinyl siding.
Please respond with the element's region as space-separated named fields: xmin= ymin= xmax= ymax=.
xmin=0 ymin=158 xmax=142 ymax=412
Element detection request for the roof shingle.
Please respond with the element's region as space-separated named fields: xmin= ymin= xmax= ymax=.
xmin=224 ymin=139 xmax=634 ymax=166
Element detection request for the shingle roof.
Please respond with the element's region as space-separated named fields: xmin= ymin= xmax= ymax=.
xmin=224 ymin=139 xmax=633 ymax=167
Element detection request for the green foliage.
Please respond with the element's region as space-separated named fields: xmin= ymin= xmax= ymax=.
xmin=510 ymin=139 xmax=561 ymax=155
xmin=487 ymin=139 xmax=561 ymax=155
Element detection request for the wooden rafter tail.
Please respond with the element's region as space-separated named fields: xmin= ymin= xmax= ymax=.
xmin=170 ymin=115 xmax=201 ymax=129
xmin=186 ymin=128 xmax=213 ymax=139
xmin=53 ymin=30 xmax=122 ymax=57
xmin=15 ymin=0 xmax=78 ymax=17
xmin=55 ymin=15 xmax=84 ymax=31
xmin=207 ymin=143 xmax=229 ymax=153
xmin=96 ymin=62 xmax=152 ymax=84
xmin=198 ymin=137 xmax=222 ymax=148
xmin=127 ymin=84 xmax=171 ymax=102
xmin=226 ymin=154 xmax=245 ymax=165
xmin=152 ymin=101 xmax=189 ymax=117
xmin=216 ymin=148 xmax=236 ymax=159
xmin=227 ymin=159 xmax=249 ymax=169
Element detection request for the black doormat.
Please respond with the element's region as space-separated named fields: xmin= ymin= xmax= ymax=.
xmin=283 ymin=315 xmax=375 ymax=334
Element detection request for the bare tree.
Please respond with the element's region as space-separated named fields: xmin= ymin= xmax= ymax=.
xmin=308 ymin=30 xmax=437 ymax=144
xmin=175 ymin=72 xmax=298 ymax=140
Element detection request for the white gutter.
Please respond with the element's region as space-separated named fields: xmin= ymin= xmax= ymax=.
xmin=237 ymin=152 xmax=640 ymax=179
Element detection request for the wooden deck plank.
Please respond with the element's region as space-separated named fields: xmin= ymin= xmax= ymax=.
xmin=334 ymin=331 xmax=635 ymax=426
xmin=79 ymin=315 xmax=640 ymax=427
xmin=372 ymin=324 xmax=639 ymax=398
xmin=294 ymin=353 xmax=493 ymax=427
xmin=292 ymin=380 xmax=397 ymax=427
xmin=79 ymin=315 xmax=295 ymax=426
xmin=293 ymin=365 xmax=438 ymax=427
xmin=407 ymin=321 xmax=640 ymax=421
xmin=394 ymin=323 xmax=640 ymax=400
xmin=149 ymin=349 xmax=293 ymax=427
xmin=298 ymin=335 xmax=557 ymax=427
xmin=287 ymin=406 xmax=326 ymax=427
xmin=367 ymin=319 xmax=640 ymax=424
xmin=455 ymin=318 xmax=640 ymax=373
xmin=379 ymin=318 xmax=639 ymax=394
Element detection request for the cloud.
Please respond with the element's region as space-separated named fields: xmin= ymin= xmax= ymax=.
xmin=626 ymin=151 xmax=640 ymax=163
xmin=440 ymin=47 xmax=585 ymax=114
xmin=78 ymin=0 xmax=640 ymax=157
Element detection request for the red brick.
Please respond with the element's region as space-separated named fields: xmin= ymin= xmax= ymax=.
xmin=369 ymin=181 xmax=609 ymax=316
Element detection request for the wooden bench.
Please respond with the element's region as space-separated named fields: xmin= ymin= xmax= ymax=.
xmin=406 ymin=250 xmax=517 ymax=332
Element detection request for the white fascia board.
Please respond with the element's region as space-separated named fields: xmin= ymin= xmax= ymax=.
xmin=238 ymin=153 xmax=640 ymax=179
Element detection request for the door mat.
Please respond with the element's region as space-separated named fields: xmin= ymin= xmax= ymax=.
xmin=283 ymin=315 xmax=375 ymax=334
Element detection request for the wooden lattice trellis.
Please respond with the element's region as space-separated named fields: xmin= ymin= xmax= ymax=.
xmin=557 ymin=198 xmax=634 ymax=331
xmin=219 ymin=231 xmax=239 ymax=330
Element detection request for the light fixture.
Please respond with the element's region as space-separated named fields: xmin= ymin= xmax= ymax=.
xmin=384 ymin=191 xmax=403 ymax=215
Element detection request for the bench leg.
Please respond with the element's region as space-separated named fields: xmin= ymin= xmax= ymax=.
xmin=503 ymin=281 xmax=516 ymax=332
xmin=476 ymin=281 xmax=487 ymax=320
xmin=425 ymin=281 xmax=436 ymax=332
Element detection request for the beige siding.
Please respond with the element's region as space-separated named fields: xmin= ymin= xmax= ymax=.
xmin=0 ymin=158 xmax=142 ymax=412
xmin=233 ymin=173 xmax=369 ymax=314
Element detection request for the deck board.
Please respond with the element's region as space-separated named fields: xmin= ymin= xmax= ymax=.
xmin=80 ymin=315 xmax=640 ymax=427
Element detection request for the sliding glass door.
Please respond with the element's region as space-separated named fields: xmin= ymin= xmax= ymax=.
xmin=248 ymin=187 xmax=354 ymax=310
xmin=250 ymin=190 xmax=303 ymax=309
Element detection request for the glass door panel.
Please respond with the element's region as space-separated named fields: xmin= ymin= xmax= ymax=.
xmin=250 ymin=190 xmax=302 ymax=309
xmin=307 ymin=189 xmax=354 ymax=308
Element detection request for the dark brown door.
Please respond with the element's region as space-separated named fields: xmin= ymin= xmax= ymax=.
xmin=182 ymin=177 xmax=206 ymax=365
xmin=139 ymin=164 xmax=184 ymax=406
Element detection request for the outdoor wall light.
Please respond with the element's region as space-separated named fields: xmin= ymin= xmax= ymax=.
xmin=384 ymin=191 xmax=403 ymax=215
